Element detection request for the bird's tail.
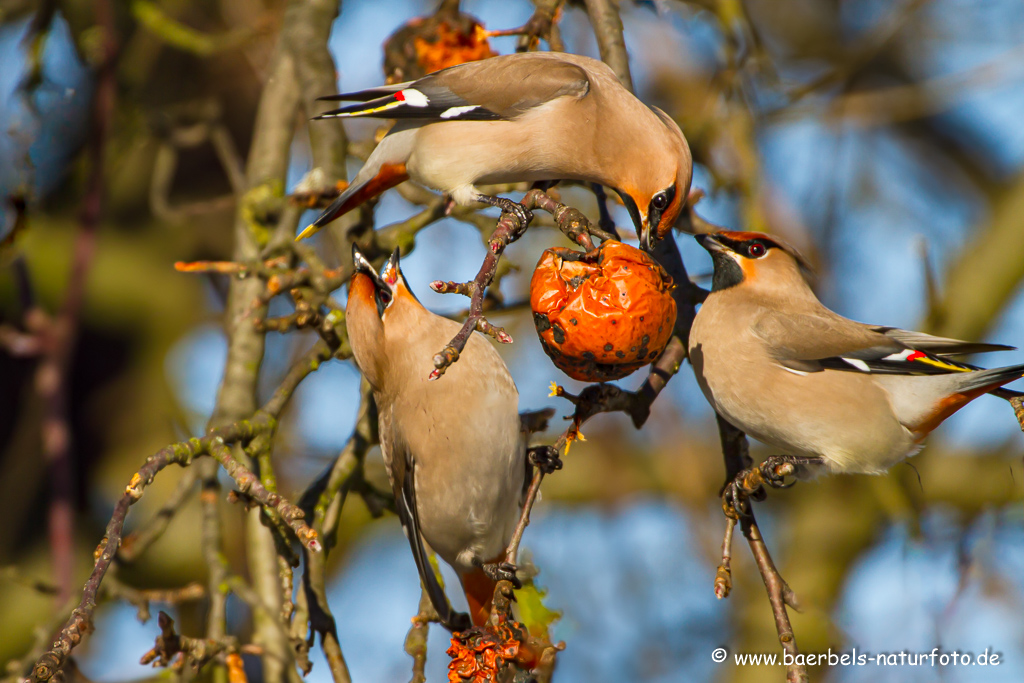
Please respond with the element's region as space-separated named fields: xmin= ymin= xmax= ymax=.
xmin=459 ymin=566 xmax=499 ymax=628
xmin=295 ymin=162 xmax=409 ymax=240
xmin=909 ymin=363 xmax=1024 ymax=435
xmin=313 ymin=85 xmax=411 ymax=120
xmin=955 ymin=363 xmax=1024 ymax=394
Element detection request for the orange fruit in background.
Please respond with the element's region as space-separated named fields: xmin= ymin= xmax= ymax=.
xmin=530 ymin=241 xmax=677 ymax=382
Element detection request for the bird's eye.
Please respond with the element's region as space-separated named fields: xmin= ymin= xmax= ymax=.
xmin=748 ymin=243 xmax=767 ymax=258
xmin=652 ymin=193 xmax=669 ymax=210
xmin=374 ymin=288 xmax=393 ymax=317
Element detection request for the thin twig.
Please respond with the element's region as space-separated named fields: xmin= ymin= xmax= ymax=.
xmin=503 ymin=468 xmax=545 ymax=567
xmin=486 ymin=0 xmax=564 ymax=52
xmin=427 ymin=209 xmax=524 ymax=378
xmin=30 ymin=435 xmax=218 ymax=683
xmin=117 ymin=468 xmax=198 ymax=563
xmin=28 ymin=360 xmax=327 ymax=683
xmin=209 ymin=441 xmax=321 ymax=551
xmin=716 ymin=416 xmax=807 ymax=683
xmin=714 ymin=515 xmax=737 ymax=600
xmin=505 ymin=346 xmax=689 ymax=566
xmin=139 ymin=611 xmax=246 ymax=670
xmin=429 ymin=189 xmax=613 ymax=379
xmin=293 ymin=383 xmax=376 ymax=683
xmin=404 ymin=588 xmax=439 ymax=683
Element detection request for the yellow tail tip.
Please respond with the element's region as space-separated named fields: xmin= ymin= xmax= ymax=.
xmin=295 ymin=225 xmax=318 ymax=241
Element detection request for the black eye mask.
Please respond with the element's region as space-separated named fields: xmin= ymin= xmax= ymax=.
xmin=647 ymin=185 xmax=676 ymax=234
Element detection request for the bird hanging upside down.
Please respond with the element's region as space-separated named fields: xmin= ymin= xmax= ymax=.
xmin=689 ymin=231 xmax=1024 ymax=488
xmin=298 ymin=52 xmax=692 ymax=251
xmin=346 ymin=246 xmax=528 ymax=630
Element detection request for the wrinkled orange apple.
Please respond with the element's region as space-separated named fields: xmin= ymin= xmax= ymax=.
xmin=530 ymin=241 xmax=677 ymax=382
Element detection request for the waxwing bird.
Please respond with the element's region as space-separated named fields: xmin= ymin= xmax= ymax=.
xmin=347 ymin=246 xmax=527 ymax=631
xmin=298 ymin=52 xmax=692 ymax=251
xmin=689 ymin=230 xmax=1024 ymax=480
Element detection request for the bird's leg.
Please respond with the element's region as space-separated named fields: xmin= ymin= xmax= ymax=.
xmin=480 ymin=560 xmax=522 ymax=589
xmin=722 ymin=455 xmax=824 ymax=516
xmin=527 ymin=445 xmax=563 ymax=475
xmin=523 ymin=188 xmax=618 ymax=246
xmin=475 ymin=194 xmax=534 ymax=242
xmin=722 ymin=479 xmax=761 ymax=518
xmin=759 ymin=455 xmax=825 ymax=486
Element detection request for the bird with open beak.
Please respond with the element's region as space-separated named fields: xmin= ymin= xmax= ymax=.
xmin=689 ymin=231 xmax=1024 ymax=482
xmin=297 ymin=52 xmax=692 ymax=251
xmin=346 ymin=246 xmax=526 ymax=630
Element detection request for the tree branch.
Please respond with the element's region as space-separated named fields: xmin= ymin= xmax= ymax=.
xmin=26 ymin=343 xmax=328 ymax=682
xmin=716 ymin=417 xmax=808 ymax=683
xmin=429 ymin=189 xmax=613 ymax=379
xmin=584 ymin=0 xmax=632 ymax=91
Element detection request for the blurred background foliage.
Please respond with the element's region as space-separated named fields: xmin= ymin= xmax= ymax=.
xmin=2 ymin=1 xmax=1024 ymax=682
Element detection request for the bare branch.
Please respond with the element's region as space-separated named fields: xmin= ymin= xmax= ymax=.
xmin=716 ymin=416 xmax=808 ymax=683
xmin=584 ymin=0 xmax=632 ymax=92
xmin=487 ymin=0 xmax=565 ymax=52
xmin=403 ymin=588 xmax=438 ymax=683
xmin=27 ymin=355 xmax=329 ymax=683
xmin=429 ymin=189 xmax=613 ymax=379
xmin=117 ymin=468 xmax=198 ymax=563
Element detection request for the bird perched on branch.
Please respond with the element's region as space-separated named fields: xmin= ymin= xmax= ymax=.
xmin=298 ymin=52 xmax=692 ymax=251
xmin=689 ymin=230 xmax=1024 ymax=485
xmin=347 ymin=246 xmax=527 ymax=630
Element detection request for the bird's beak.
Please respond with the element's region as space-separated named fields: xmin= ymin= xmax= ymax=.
xmin=695 ymin=233 xmax=726 ymax=254
xmin=639 ymin=221 xmax=658 ymax=253
xmin=381 ymin=247 xmax=402 ymax=288
xmin=352 ymin=244 xmax=392 ymax=296
xmin=614 ymin=189 xmax=653 ymax=252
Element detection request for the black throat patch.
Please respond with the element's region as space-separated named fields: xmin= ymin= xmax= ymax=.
xmin=710 ymin=251 xmax=744 ymax=291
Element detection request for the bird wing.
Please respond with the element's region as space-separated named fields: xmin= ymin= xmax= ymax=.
xmin=383 ymin=430 xmax=468 ymax=631
xmin=314 ymin=55 xmax=589 ymax=122
xmin=753 ymin=311 xmax=1013 ymax=376
xmin=874 ymin=327 xmax=1014 ymax=356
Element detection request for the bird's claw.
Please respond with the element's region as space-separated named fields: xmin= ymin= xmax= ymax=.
xmin=759 ymin=456 xmax=799 ymax=488
xmin=722 ymin=456 xmax=806 ymax=516
xmin=722 ymin=480 xmax=761 ymax=518
xmin=500 ymin=202 xmax=533 ymax=239
xmin=528 ymin=445 xmax=562 ymax=475
xmin=482 ymin=561 xmax=522 ymax=589
xmin=480 ymin=195 xmax=533 ymax=240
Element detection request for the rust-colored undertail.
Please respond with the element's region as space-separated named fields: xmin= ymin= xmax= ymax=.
xmin=460 ymin=566 xmax=499 ymax=628
xmin=913 ymin=364 xmax=1024 ymax=437
xmin=297 ymin=163 xmax=408 ymax=239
